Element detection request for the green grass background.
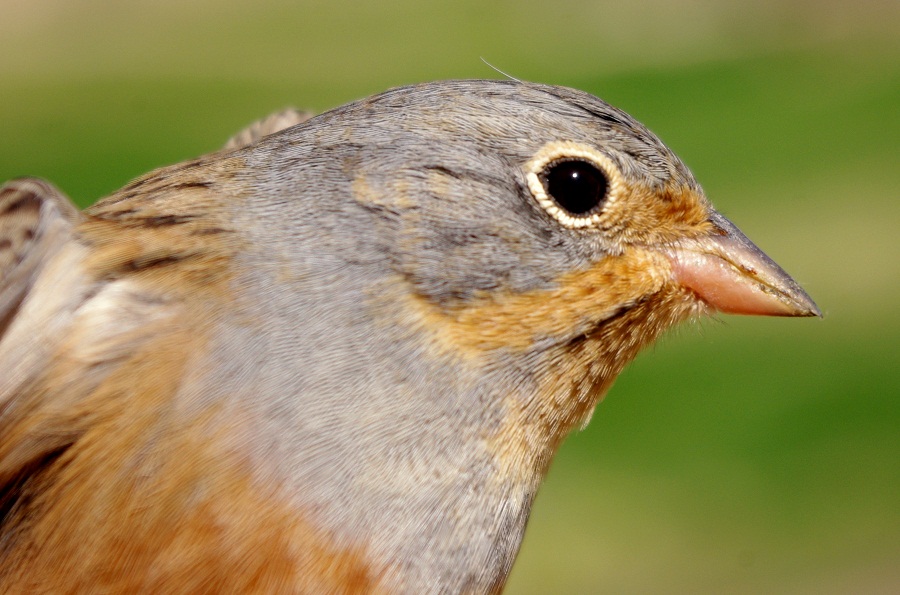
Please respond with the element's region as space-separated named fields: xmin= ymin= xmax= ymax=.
xmin=1 ymin=1 xmax=897 ymax=592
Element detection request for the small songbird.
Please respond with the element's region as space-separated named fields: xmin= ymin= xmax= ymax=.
xmin=0 ymin=80 xmax=819 ymax=593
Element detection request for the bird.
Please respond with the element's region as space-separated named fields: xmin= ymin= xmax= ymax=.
xmin=0 ymin=80 xmax=819 ymax=594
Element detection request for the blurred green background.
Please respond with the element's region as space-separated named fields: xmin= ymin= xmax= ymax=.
xmin=1 ymin=1 xmax=897 ymax=592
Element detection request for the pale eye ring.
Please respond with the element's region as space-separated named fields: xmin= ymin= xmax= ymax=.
xmin=525 ymin=141 xmax=624 ymax=229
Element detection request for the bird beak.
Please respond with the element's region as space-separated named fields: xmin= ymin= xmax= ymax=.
xmin=664 ymin=211 xmax=821 ymax=317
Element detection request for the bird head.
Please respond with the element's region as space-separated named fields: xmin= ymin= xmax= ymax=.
xmin=253 ymin=81 xmax=818 ymax=450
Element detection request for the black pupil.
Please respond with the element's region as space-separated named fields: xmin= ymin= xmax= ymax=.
xmin=544 ymin=160 xmax=608 ymax=215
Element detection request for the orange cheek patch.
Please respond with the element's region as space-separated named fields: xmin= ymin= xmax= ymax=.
xmin=403 ymin=248 xmax=673 ymax=358
xmin=486 ymin=283 xmax=696 ymax=480
xmin=603 ymin=182 xmax=713 ymax=244
xmin=484 ymin=282 xmax=700 ymax=487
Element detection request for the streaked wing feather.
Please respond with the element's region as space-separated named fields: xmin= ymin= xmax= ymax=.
xmin=0 ymin=178 xmax=80 ymax=338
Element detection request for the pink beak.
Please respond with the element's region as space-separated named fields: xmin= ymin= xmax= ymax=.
xmin=665 ymin=212 xmax=821 ymax=317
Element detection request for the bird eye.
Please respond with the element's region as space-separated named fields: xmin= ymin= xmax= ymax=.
xmin=525 ymin=141 xmax=623 ymax=229
xmin=542 ymin=159 xmax=608 ymax=216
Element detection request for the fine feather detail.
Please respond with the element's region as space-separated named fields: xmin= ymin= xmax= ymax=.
xmin=0 ymin=178 xmax=80 ymax=340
